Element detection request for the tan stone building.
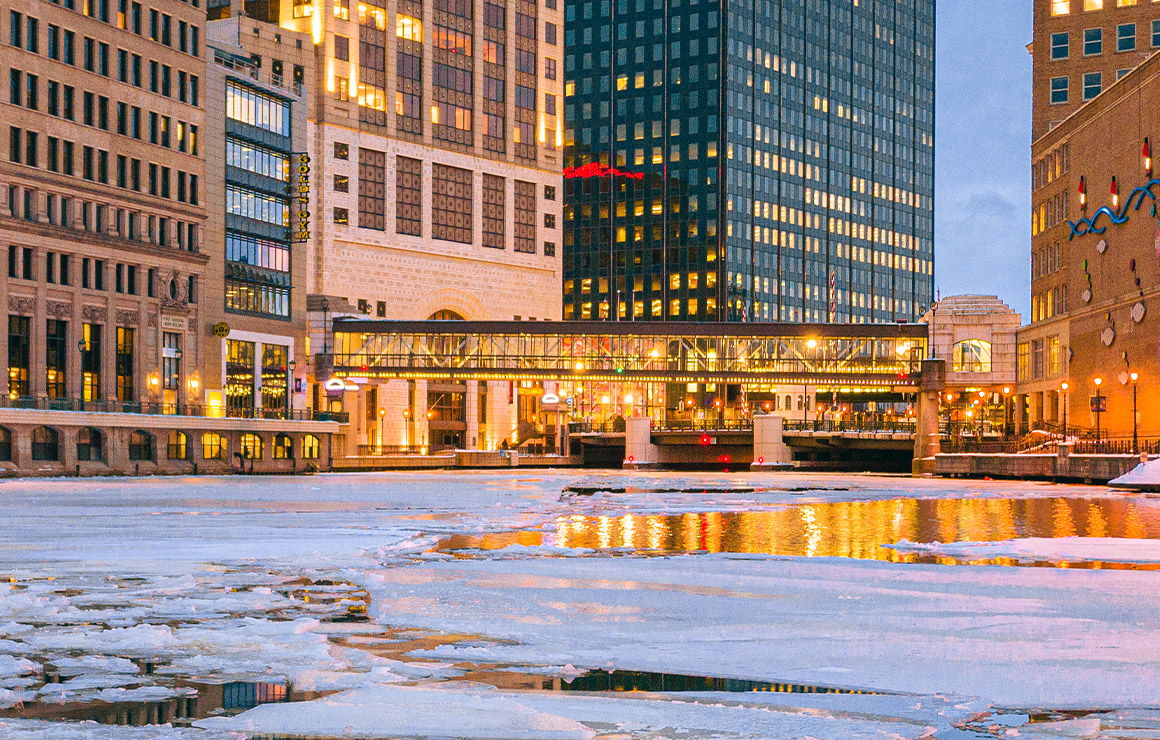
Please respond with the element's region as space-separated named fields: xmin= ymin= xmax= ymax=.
xmin=1031 ymin=0 xmax=1160 ymax=141
xmin=257 ymin=0 xmax=566 ymax=450
xmin=0 ymin=0 xmax=341 ymax=476
xmin=1022 ymin=49 xmax=1160 ymax=439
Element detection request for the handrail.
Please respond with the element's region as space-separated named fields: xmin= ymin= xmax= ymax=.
xmin=0 ymin=396 xmax=348 ymax=423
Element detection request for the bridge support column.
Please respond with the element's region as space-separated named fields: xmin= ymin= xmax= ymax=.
xmin=623 ymin=417 xmax=659 ymax=469
xmin=913 ymin=358 xmax=946 ymax=476
xmin=751 ymin=414 xmax=793 ymax=471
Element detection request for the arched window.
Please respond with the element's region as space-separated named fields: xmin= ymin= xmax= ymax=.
xmin=202 ymin=432 xmax=226 ymax=460
xmin=953 ymin=340 xmax=993 ymax=373
xmin=429 ymin=309 xmax=466 ymax=320
xmin=0 ymin=426 xmax=11 ymax=461
xmin=273 ymin=433 xmax=293 ymax=459
xmin=76 ymin=428 xmax=103 ymax=461
xmin=167 ymin=431 xmax=188 ymax=460
xmin=302 ymin=434 xmax=321 ymax=459
xmin=240 ymin=433 xmax=263 ymax=460
xmin=31 ymin=427 xmax=59 ymax=461
xmin=784 ymin=394 xmax=792 ymax=411
xmin=129 ymin=430 xmax=154 ymax=461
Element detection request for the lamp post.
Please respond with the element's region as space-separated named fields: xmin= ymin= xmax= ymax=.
xmin=1002 ymin=386 xmax=1012 ymax=438
xmin=1094 ymin=377 xmax=1104 ymax=444
xmin=77 ymin=338 xmax=87 ymax=406
xmin=378 ymin=406 xmax=386 ymax=451
xmin=1061 ymin=381 xmax=1069 ymax=442
xmin=1131 ymin=372 xmax=1139 ymax=454
xmin=286 ymin=359 xmax=296 ymax=420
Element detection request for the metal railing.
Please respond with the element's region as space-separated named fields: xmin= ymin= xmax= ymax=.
xmin=355 ymin=444 xmax=456 ymax=456
xmin=0 ymin=396 xmax=348 ymax=424
xmin=1071 ymin=438 xmax=1160 ymax=455
xmin=652 ymin=418 xmax=755 ymax=432
xmin=782 ymin=418 xmax=917 ymax=434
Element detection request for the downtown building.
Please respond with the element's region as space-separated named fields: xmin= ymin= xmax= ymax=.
xmin=1018 ymin=0 xmax=1160 ymax=438
xmin=228 ymin=0 xmax=566 ymax=450
xmin=562 ymin=0 xmax=935 ymax=325
xmin=0 ymin=0 xmax=341 ymax=475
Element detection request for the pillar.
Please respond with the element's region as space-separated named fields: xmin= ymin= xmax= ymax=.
xmin=750 ymin=414 xmax=792 ymax=470
xmin=913 ymin=358 xmax=946 ymax=476
xmin=622 ymin=416 xmax=658 ymax=469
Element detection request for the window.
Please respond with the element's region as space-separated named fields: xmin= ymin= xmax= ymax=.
xmin=396 ymin=14 xmax=422 ymax=41
xmin=432 ymin=25 xmax=471 ymax=55
xmin=396 ymin=156 xmax=422 ymax=236
xmin=31 ymin=427 xmax=59 ymax=461
xmin=129 ymin=430 xmax=154 ymax=461
xmin=952 ymin=340 xmax=993 ymax=373
xmin=1050 ymin=76 xmax=1069 ymax=104
xmin=226 ymin=138 xmax=289 ymax=180
xmin=514 ymin=180 xmax=536 ymax=253
xmin=432 ymin=164 xmax=472 ymax=243
xmin=225 ymin=81 xmax=290 ymax=136
xmin=1051 ymin=32 xmax=1069 ymax=59
xmin=81 ymin=324 xmax=101 ymax=401
xmin=167 ymin=430 xmax=188 ymax=460
xmin=1083 ymin=28 xmax=1102 ymax=56
xmin=302 ymin=434 xmax=320 ymax=459
xmin=1152 ymin=19 xmax=1160 ymax=47
xmin=239 ymin=433 xmax=263 ymax=460
xmin=8 ymin=315 xmax=31 ymax=398
xmin=202 ymin=432 xmax=226 ymax=460
xmin=226 ymin=233 xmax=290 ymax=272
xmin=358 ymin=147 xmax=386 ymax=230
xmin=273 ymin=433 xmax=293 ymax=459
xmin=1084 ymin=0 xmax=1102 ymax=8
xmin=482 ymin=174 xmax=505 ymax=249
xmin=1083 ymin=71 xmax=1102 ymax=99
xmin=76 ymin=428 xmax=103 ymax=461
xmin=46 ymin=319 xmax=67 ymax=398
xmin=333 ymin=174 xmax=349 ymax=192
xmin=334 ymin=141 xmax=348 ymax=159
xmin=0 ymin=427 xmax=9 ymax=461
xmin=116 ymin=327 xmax=134 ymax=401
xmin=333 ymin=207 xmax=349 ymax=224
xmin=260 ymin=344 xmax=289 ymax=413
xmin=226 ymin=186 xmax=289 ymax=226
xmin=1117 ymin=23 xmax=1136 ymax=52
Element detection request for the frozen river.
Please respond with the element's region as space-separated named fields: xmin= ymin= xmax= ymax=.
xmin=1 ymin=471 xmax=1159 ymax=739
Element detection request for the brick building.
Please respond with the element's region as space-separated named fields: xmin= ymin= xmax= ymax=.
xmin=1031 ymin=0 xmax=1160 ymax=141
xmin=1020 ymin=50 xmax=1160 ymax=439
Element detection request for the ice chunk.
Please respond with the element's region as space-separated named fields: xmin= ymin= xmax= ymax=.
xmin=1109 ymin=458 xmax=1160 ymax=490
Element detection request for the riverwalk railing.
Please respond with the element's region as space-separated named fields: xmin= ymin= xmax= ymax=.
xmin=0 ymin=396 xmax=348 ymax=423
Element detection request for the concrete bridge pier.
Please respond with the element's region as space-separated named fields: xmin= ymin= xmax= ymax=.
xmin=912 ymin=358 xmax=946 ymax=476
xmin=751 ymin=414 xmax=793 ymax=471
xmin=623 ymin=417 xmax=659 ymax=469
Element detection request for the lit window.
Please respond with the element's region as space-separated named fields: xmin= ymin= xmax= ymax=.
xmin=1117 ymin=23 xmax=1136 ymax=52
xmin=1051 ymin=32 xmax=1069 ymax=59
xmin=1118 ymin=0 xmax=1136 ymax=5
xmin=1050 ymin=76 xmax=1069 ymax=103
xmin=396 ymin=14 xmax=422 ymax=42
xmin=1084 ymin=27 xmax=1103 ymax=55
xmin=1052 ymin=0 xmax=1069 ymax=13
xmin=1083 ymin=71 xmax=1102 ymax=99
xmin=1084 ymin=0 xmax=1103 ymax=8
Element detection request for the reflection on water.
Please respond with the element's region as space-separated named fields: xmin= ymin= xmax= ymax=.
xmin=438 ymin=497 xmax=1160 ymax=568
xmin=458 ymin=668 xmax=881 ymax=695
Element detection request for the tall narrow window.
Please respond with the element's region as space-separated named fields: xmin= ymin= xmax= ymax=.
xmin=431 ymin=164 xmax=472 ymax=243
xmin=261 ymin=344 xmax=289 ymax=414
xmin=116 ymin=326 xmax=134 ymax=402
xmin=514 ymin=180 xmax=536 ymax=253
xmin=7 ymin=316 xmax=31 ymax=399
xmin=357 ymin=147 xmax=386 ymax=230
xmin=482 ymin=174 xmax=505 ymax=249
xmin=226 ymin=339 xmax=256 ymax=413
xmin=81 ymin=323 xmax=102 ymax=402
xmin=45 ymin=319 xmax=67 ymax=399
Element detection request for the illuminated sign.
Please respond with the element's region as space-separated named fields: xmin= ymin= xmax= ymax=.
xmin=1068 ymin=177 xmax=1160 ymax=240
xmin=563 ymin=162 xmax=644 ymax=181
xmin=293 ymin=153 xmax=311 ymax=242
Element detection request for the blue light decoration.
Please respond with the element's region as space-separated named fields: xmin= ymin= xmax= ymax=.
xmin=1068 ymin=177 xmax=1160 ymax=239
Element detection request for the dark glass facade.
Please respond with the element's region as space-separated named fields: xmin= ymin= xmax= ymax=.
xmin=563 ymin=0 xmax=934 ymax=323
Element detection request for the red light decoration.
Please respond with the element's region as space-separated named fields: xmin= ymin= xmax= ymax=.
xmin=1078 ymin=176 xmax=1087 ymax=210
xmin=699 ymin=434 xmax=711 ymax=446
xmin=563 ymin=162 xmax=645 ymax=181
xmin=1111 ymin=176 xmax=1120 ymax=208
xmin=757 ymin=456 xmax=765 ymax=464
xmin=1145 ymin=138 xmax=1153 ymax=175
xmin=720 ymin=455 xmax=731 ymax=464
xmin=627 ymin=455 xmax=635 ymax=463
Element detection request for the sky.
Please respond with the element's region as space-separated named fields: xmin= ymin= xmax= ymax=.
xmin=934 ymin=1 xmax=1033 ymax=320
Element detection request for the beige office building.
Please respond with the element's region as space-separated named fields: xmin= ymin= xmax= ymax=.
xmin=234 ymin=0 xmax=566 ymax=450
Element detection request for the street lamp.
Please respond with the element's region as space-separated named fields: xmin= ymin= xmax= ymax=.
xmin=1094 ymin=377 xmax=1104 ymax=444
xmin=286 ymin=359 xmax=296 ymax=419
xmin=1061 ymin=381 xmax=1069 ymax=441
xmin=1131 ymin=372 xmax=1139 ymax=454
xmin=378 ymin=406 xmax=386 ymax=449
xmin=1002 ymin=386 xmax=1012 ymax=437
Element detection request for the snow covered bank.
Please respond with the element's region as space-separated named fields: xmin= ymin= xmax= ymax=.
xmin=1109 ymin=457 xmax=1160 ymax=491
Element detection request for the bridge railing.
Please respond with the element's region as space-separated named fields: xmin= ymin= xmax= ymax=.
xmin=651 ymin=419 xmax=755 ymax=432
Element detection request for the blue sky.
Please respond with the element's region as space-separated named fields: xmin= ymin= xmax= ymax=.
xmin=934 ymin=1 xmax=1033 ymax=320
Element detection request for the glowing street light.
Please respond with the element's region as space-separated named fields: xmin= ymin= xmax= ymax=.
xmin=1131 ymin=372 xmax=1140 ymax=454
xmin=1094 ymin=377 xmax=1104 ymax=443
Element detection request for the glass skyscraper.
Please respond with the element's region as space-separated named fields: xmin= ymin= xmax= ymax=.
xmin=563 ymin=0 xmax=934 ymax=323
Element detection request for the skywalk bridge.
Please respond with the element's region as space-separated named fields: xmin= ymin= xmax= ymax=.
xmin=330 ymin=319 xmax=929 ymax=390
xmin=328 ymin=320 xmax=945 ymax=473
